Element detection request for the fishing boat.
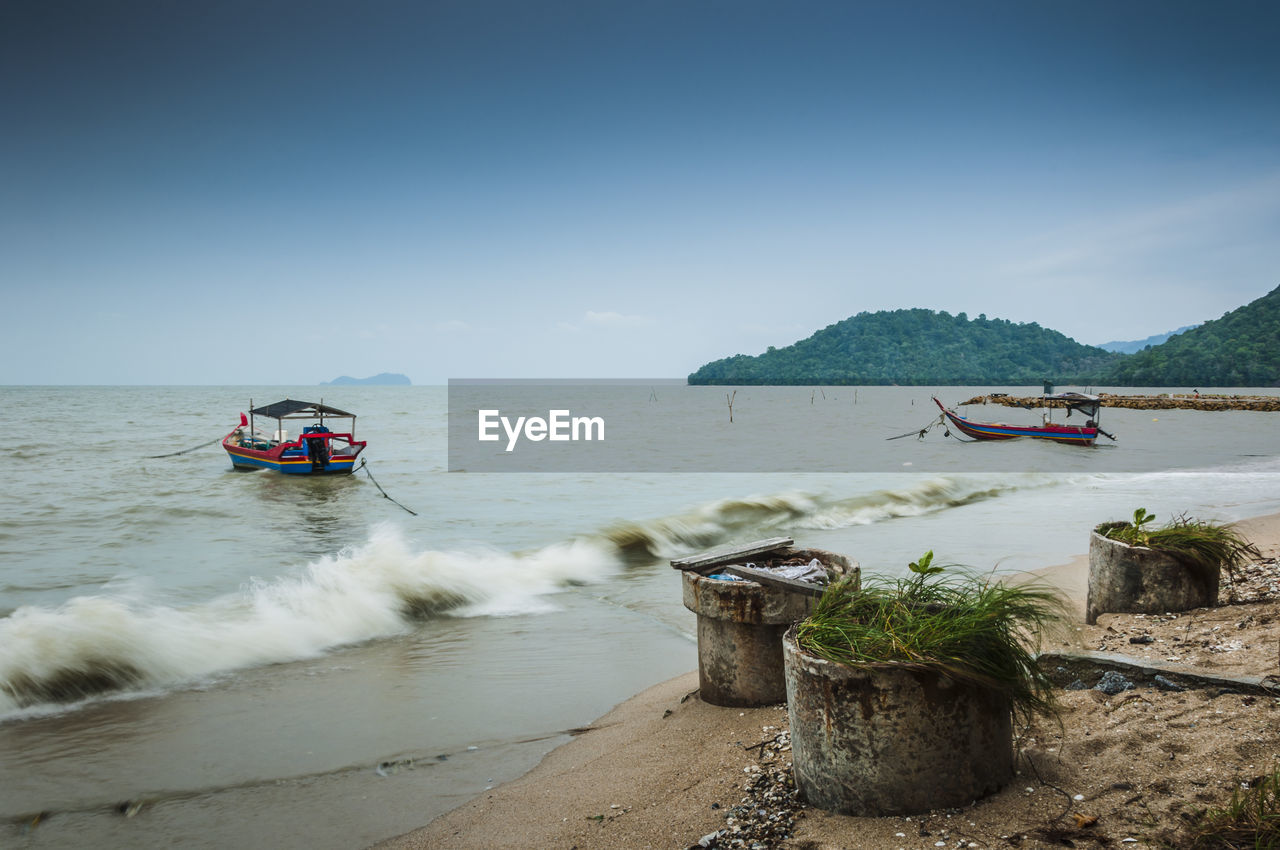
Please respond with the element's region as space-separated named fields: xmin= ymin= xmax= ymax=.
xmin=223 ymin=399 xmax=367 ymax=473
xmin=932 ymin=394 xmax=1113 ymax=447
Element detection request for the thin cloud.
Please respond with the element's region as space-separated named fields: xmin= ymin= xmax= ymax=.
xmin=583 ymin=310 xmax=649 ymax=327
xmin=1002 ymin=171 xmax=1280 ymax=279
xmin=433 ymin=319 xmax=472 ymax=333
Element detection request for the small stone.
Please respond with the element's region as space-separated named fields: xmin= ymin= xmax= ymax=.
xmin=1153 ymin=675 xmax=1186 ymax=692
xmin=1129 ymin=635 xmax=1155 ymax=644
xmin=1065 ymin=679 xmax=1087 ymax=691
xmin=1094 ymin=670 xmax=1135 ymax=695
xmin=1073 ymin=794 xmax=1085 ymax=801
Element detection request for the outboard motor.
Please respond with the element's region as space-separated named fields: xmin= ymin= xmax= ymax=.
xmin=303 ymin=425 xmax=331 ymax=470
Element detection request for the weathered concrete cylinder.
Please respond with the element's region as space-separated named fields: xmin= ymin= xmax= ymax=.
xmin=783 ymin=628 xmax=1013 ymax=816
xmin=682 ymin=548 xmax=853 ymax=707
xmin=1086 ymin=527 xmax=1218 ymax=625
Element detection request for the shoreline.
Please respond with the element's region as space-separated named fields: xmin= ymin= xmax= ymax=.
xmin=377 ymin=510 xmax=1280 ymax=850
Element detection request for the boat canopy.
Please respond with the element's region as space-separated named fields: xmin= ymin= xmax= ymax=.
xmin=250 ymin=399 xmax=356 ymax=420
xmin=1046 ymin=392 xmax=1101 ymax=419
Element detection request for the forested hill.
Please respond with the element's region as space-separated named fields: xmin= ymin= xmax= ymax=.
xmin=687 ymin=309 xmax=1121 ymax=386
xmin=1097 ymin=285 xmax=1280 ymax=387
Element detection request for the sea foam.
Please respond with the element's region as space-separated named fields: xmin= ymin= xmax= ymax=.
xmin=0 ymin=523 xmax=621 ymax=717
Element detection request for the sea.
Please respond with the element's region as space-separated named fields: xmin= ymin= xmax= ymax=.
xmin=3 ymin=384 xmax=1279 ymax=849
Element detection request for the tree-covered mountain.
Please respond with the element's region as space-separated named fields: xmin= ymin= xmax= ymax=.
xmin=687 ymin=309 xmax=1122 ymax=386
xmin=1096 ymin=286 xmax=1280 ymax=387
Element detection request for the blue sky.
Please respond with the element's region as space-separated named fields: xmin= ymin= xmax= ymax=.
xmin=3 ymin=0 xmax=1278 ymax=384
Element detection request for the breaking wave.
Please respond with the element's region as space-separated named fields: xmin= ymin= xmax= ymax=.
xmin=0 ymin=475 xmax=1041 ymax=716
xmin=0 ymin=525 xmax=622 ymax=717
xmin=599 ymin=475 xmax=1041 ymax=561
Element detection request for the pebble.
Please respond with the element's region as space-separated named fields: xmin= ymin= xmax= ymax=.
xmin=1094 ymin=670 xmax=1135 ymax=695
xmin=1153 ymin=674 xmax=1187 ymax=692
xmin=697 ymin=729 xmax=800 ymax=849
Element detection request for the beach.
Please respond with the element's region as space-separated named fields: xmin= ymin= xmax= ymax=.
xmin=7 ymin=386 xmax=1280 ymax=849
xmin=378 ymin=513 xmax=1280 ymax=850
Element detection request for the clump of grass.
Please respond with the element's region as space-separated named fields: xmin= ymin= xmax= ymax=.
xmin=1101 ymin=508 xmax=1260 ymax=591
xmin=794 ymin=552 xmax=1066 ymax=724
xmin=1176 ymin=767 xmax=1280 ymax=849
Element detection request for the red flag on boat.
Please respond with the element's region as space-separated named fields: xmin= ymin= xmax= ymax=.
xmin=240 ymin=412 xmax=248 ymax=427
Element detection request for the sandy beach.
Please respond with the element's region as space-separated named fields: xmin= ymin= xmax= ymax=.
xmin=377 ymin=513 xmax=1280 ymax=850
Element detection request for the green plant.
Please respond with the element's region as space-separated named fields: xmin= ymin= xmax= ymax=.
xmin=795 ymin=553 xmax=1066 ymax=724
xmin=1105 ymin=507 xmax=1158 ymax=546
xmin=1100 ymin=509 xmax=1260 ymax=590
xmin=1174 ymin=767 xmax=1280 ymax=849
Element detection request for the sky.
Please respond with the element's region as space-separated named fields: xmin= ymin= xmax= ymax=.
xmin=2 ymin=0 xmax=1279 ymax=385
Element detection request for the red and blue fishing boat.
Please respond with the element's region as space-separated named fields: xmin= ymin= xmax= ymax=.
xmin=223 ymin=399 xmax=367 ymax=474
xmin=932 ymin=394 xmax=1113 ymax=447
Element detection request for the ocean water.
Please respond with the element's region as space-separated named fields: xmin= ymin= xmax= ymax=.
xmin=2 ymin=384 xmax=1279 ymax=848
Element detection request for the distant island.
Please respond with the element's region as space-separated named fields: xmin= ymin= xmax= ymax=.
xmin=1097 ymin=325 xmax=1200 ymax=354
xmin=321 ymin=373 xmax=411 ymax=386
xmin=688 ymin=285 xmax=1280 ymax=387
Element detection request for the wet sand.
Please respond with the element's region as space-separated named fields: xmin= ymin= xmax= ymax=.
xmin=378 ymin=512 xmax=1280 ymax=850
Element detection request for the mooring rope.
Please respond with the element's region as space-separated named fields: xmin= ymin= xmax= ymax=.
xmin=148 ymin=436 xmax=223 ymax=458
xmin=941 ymin=424 xmax=978 ymax=442
xmin=885 ymin=415 xmax=946 ymax=441
xmin=357 ymin=458 xmax=418 ymax=515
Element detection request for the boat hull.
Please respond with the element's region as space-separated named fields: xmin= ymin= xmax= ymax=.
xmin=222 ymin=432 xmax=365 ymax=474
xmin=934 ymin=399 xmax=1097 ymax=447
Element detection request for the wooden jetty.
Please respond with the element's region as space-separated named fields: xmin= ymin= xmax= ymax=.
xmin=959 ymin=393 xmax=1280 ymax=412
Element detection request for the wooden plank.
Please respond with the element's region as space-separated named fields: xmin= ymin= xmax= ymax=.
xmin=669 ymin=537 xmax=794 ymax=572
xmin=720 ymin=564 xmax=829 ymax=597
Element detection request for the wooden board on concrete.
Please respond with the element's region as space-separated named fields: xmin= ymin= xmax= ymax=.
xmin=669 ymin=537 xmax=794 ymax=572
